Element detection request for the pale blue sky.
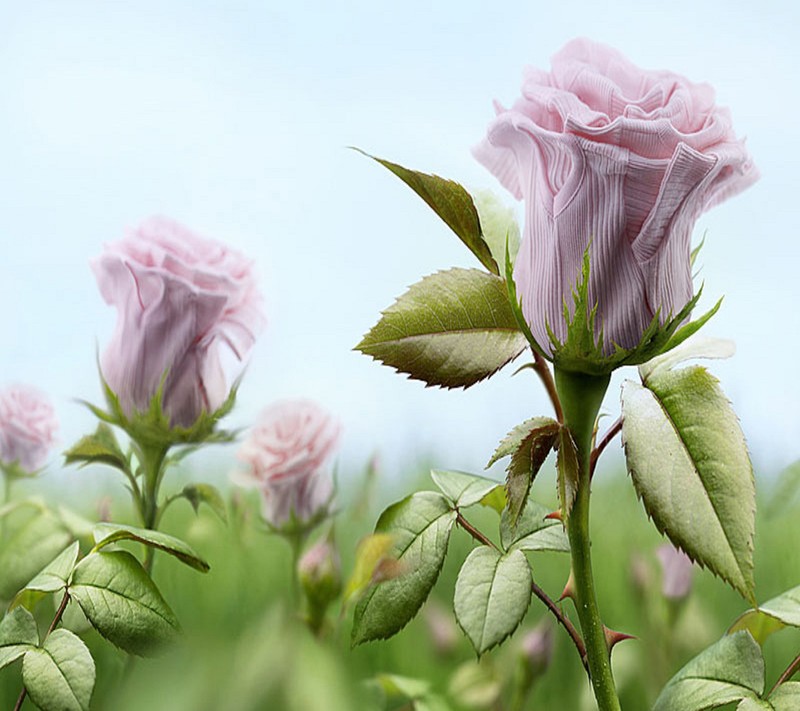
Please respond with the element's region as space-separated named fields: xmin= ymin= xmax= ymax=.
xmin=1 ymin=0 xmax=797 ymax=490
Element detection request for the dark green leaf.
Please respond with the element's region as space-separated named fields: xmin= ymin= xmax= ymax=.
xmin=22 ymin=629 xmax=94 ymax=711
xmin=357 ymin=268 xmax=527 ymax=389
xmin=453 ymin=547 xmax=531 ymax=655
xmin=352 ymin=492 xmax=456 ymax=645
xmin=93 ymin=523 xmax=209 ymax=572
xmin=654 ymin=631 xmax=764 ymax=711
xmin=500 ymin=497 xmax=569 ymax=553
xmin=622 ymin=365 xmax=756 ymax=603
xmin=430 ymin=470 xmax=502 ymax=509
xmin=358 ymin=151 xmax=498 ymax=274
xmin=64 ymin=423 xmax=128 ymax=472
xmin=487 ymin=417 xmax=559 ymax=526
xmin=69 ymin=551 xmax=180 ymax=656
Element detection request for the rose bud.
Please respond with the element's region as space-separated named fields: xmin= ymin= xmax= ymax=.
xmin=91 ymin=216 xmax=264 ymax=430
xmin=298 ymin=534 xmax=342 ymax=632
xmin=234 ymin=399 xmax=341 ymax=531
xmin=520 ymin=622 xmax=555 ymax=679
xmin=0 ymin=385 xmax=58 ymax=475
xmin=656 ymin=543 xmax=694 ymax=600
xmin=474 ymin=38 xmax=757 ymax=372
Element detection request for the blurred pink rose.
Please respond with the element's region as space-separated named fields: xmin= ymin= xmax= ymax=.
xmin=656 ymin=543 xmax=694 ymax=600
xmin=0 ymin=385 xmax=58 ymax=473
xmin=234 ymin=399 xmax=341 ymax=528
xmin=474 ymin=38 xmax=757 ymax=357
xmin=92 ymin=216 xmax=264 ymax=428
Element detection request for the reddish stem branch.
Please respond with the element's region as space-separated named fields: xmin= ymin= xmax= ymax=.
xmin=590 ymin=417 xmax=622 ymax=479
xmin=533 ymin=352 xmax=564 ymax=423
xmin=769 ymin=650 xmax=800 ymax=697
xmin=455 ymin=511 xmax=587 ymax=674
xmin=14 ymin=592 xmax=71 ymax=711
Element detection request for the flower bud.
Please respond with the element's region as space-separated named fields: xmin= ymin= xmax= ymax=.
xmin=298 ymin=535 xmax=342 ymax=632
xmin=0 ymin=385 xmax=58 ymax=475
xmin=656 ymin=543 xmax=694 ymax=600
xmin=519 ymin=622 xmax=554 ymax=679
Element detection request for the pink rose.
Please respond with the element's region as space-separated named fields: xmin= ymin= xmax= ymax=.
xmin=234 ymin=399 xmax=341 ymax=528
xmin=474 ymin=38 xmax=757 ymax=357
xmin=92 ymin=216 xmax=265 ymax=429
xmin=0 ymin=385 xmax=58 ymax=473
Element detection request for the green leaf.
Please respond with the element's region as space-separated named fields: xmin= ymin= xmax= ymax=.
xmin=621 ymin=366 xmax=755 ymax=603
xmin=0 ymin=511 xmax=73 ymax=600
xmin=180 ymin=483 xmax=228 ymax=523
xmin=352 ymin=492 xmax=456 ymax=645
xmin=738 ymin=699 xmax=773 ymax=710
xmin=500 ymin=497 xmax=569 ymax=553
xmin=770 ymin=682 xmax=800 ymax=710
xmin=472 ymin=189 xmax=520 ymax=274
xmin=22 ymin=629 xmax=95 ymax=711
xmin=69 ymin=550 xmax=180 ymax=656
xmin=0 ymin=607 xmax=39 ymax=670
xmin=430 ymin=470 xmax=502 ymax=509
xmin=453 ymin=547 xmax=531 ymax=655
xmin=556 ymin=426 xmax=580 ymax=521
xmin=487 ymin=417 xmax=559 ymax=526
xmin=478 ymin=486 xmax=507 ymax=514
xmin=93 ymin=522 xmax=209 ymax=572
xmin=729 ymin=585 xmax=800 ymax=644
xmin=343 ymin=533 xmax=396 ymax=605
xmin=357 ymin=151 xmax=498 ymax=274
xmin=63 ymin=422 xmax=128 ymax=473
xmin=23 ymin=542 xmax=80 ymax=594
xmin=654 ymin=631 xmax=764 ymax=711
xmin=357 ymin=268 xmax=527 ymax=389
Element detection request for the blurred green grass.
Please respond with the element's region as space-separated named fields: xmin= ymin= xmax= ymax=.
xmin=2 ymin=462 xmax=799 ymax=711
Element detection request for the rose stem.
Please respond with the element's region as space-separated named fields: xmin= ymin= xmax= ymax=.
xmin=455 ymin=511 xmax=588 ymax=672
xmin=533 ymin=352 xmax=564 ymax=423
xmin=14 ymin=591 xmax=71 ymax=711
xmin=768 ymin=650 xmax=800 ymax=697
xmin=555 ymin=368 xmax=620 ymax=711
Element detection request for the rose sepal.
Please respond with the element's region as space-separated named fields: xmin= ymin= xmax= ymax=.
xmin=81 ymin=368 xmax=239 ymax=451
xmin=521 ymin=247 xmax=723 ymax=376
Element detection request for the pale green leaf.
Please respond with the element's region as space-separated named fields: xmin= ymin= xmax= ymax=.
xmin=453 ymin=547 xmax=531 ymax=655
xmin=180 ymin=483 xmax=228 ymax=523
xmin=487 ymin=417 xmax=559 ymax=526
xmin=729 ymin=585 xmax=800 ymax=644
xmin=343 ymin=533 xmax=395 ymax=605
xmin=738 ymin=699 xmax=773 ymax=710
xmin=621 ymin=367 xmax=755 ymax=603
xmin=23 ymin=541 xmax=80 ymax=594
xmin=352 ymin=492 xmax=456 ymax=645
xmin=70 ymin=550 xmax=180 ymax=656
xmin=0 ymin=511 xmax=73 ymax=600
xmin=63 ymin=422 xmax=128 ymax=472
xmin=430 ymin=470 xmax=502 ymax=509
xmin=770 ymin=682 xmax=800 ymax=710
xmin=654 ymin=631 xmax=764 ymax=711
xmin=356 ymin=268 xmax=527 ymax=389
xmin=500 ymin=497 xmax=569 ymax=553
xmin=93 ymin=522 xmax=209 ymax=572
xmin=22 ymin=629 xmax=95 ymax=711
xmin=0 ymin=607 xmax=38 ymax=670
xmin=358 ymin=151 xmax=498 ymax=274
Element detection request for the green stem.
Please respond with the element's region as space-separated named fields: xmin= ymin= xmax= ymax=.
xmin=555 ymin=367 xmax=619 ymax=711
xmin=139 ymin=444 xmax=169 ymax=573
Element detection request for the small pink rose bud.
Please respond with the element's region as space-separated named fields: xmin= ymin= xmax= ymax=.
xmin=423 ymin=601 xmax=460 ymax=656
xmin=656 ymin=543 xmax=694 ymax=600
xmin=234 ymin=399 xmax=341 ymax=530
xmin=92 ymin=216 xmax=265 ymax=429
xmin=298 ymin=536 xmax=342 ymax=609
xmin=520 ymin=622 xmax=554 ymax=678
xmin=0 ymin=385 xmax=58 ymax=474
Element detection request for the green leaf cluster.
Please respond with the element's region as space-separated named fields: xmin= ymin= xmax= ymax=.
xmin=351 ymin=471 xmax=567 ymax=656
